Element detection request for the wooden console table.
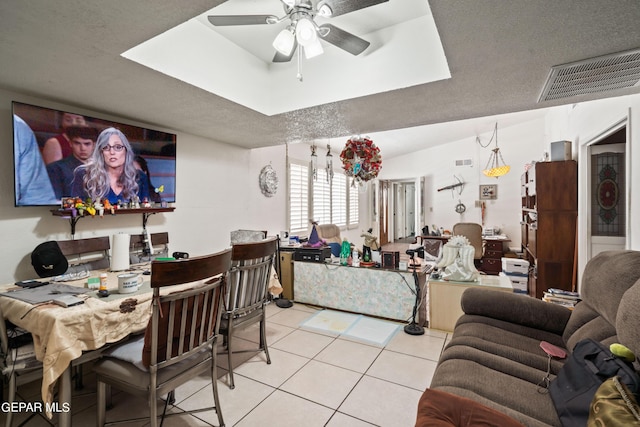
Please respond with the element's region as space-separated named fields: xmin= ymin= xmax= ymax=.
xmin=428 ymin=274 xmax=513 ymax=331
xmin=293 ymin=261 xmax=428 ymax=325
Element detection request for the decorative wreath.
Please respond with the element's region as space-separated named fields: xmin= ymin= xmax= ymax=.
xmin=339 ymin=136 xmax=382 ymax=184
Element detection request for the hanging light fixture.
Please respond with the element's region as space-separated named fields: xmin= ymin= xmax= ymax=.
xmin=325 ymin=142 xmax=334 ymax=185
xmin=478 ymin=123 xmax=510 ymax=178
xmin=310 ymin=143 xmax=318 ymax=181
xmin=272 ymin=26 xmax=296 ymax=56
xmin=270 ymin=1 xmax=332 ymax=67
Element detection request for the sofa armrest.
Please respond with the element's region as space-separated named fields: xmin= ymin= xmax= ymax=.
xmin=460 ymin=288 xmax=572 ymax=335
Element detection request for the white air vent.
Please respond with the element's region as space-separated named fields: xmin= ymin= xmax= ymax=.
xmin=455 ymin=159 xmax=473 ymax=167
xmin=539 ymin=48 xmax=640 ymax=102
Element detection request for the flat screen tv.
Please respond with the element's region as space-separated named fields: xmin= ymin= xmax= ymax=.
xmin=12 ymin=101 xmax=176 ymax=207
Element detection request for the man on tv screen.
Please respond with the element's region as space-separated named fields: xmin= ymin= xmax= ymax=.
xmin=46 ymin=126 xmax=98 ymax=199
xmin=13 ymin=114 xmax=57 ymax=206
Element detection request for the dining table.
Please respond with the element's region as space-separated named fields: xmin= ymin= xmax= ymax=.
xmin=0 ymin=264 xmax=157 ymax=426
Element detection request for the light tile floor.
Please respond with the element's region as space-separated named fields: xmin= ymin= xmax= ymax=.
xmin=3 ymin=302 xmax=451 ymax=427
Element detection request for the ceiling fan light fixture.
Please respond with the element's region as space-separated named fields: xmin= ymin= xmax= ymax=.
xmin=273 ymin=28 xmax=296 ymax=56
xmin=304 ymin=39 xmax=324 ymax=59
xmin=318 ymin=4 xmax=333 ymax=17
xmin=296 ymin=17 xmax=318 ymax=47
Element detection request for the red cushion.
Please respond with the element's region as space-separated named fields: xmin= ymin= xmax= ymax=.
xmin=415 ymin=389 xmax=525 ymax=427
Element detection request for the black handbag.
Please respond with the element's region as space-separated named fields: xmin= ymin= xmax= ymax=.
xmin=549 ymin=338 xmax=640 ymax=427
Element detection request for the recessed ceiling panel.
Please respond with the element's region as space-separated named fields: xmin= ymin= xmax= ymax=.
xmin=122 ymin=0 xmax=450 ymax=116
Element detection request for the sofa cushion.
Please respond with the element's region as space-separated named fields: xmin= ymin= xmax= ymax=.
xmin=438 ymin=343 xmax=559 ymax=385
xmin=416 ymin=388 xmax=525 ymax=427
xmin=616 ymin=278 xmax=640 ymax=359
xmin=460 ymin=288 xmax=571 ymax=335
xmin=444 ymin=335 xmax=566 ymax=378
xmin=430 ymin=358 xmax=561 ymax=426
xmin=456 ymin=314 xmax=567 ymax=347
xmin=581 ymin=251 xmax=640 ymax=328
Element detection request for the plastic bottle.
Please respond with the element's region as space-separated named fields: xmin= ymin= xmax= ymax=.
xmin=340 ymin=239 xmax=350 ymax=266
xmin=98 ymin=273 xmax=109 ymax=297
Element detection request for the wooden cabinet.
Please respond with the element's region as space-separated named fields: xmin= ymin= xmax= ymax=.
xmin=278 ymin=250 xmax=295 ymax=300
xmin=521 ymin=161 xmax=577 ymax=298
xmin=482 ymin=239 xmax=509 ymax=275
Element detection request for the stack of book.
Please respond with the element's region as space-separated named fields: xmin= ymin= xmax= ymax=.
xmin=542 ymin=288 xmax=581 ymax=309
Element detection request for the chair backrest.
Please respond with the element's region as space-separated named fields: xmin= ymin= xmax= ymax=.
xmin=452 ymin=223 xmax=483 ymax=260
xmin=142 ymin=249 xmax=232 ymax=369
xmin=316 ymin=224 xmax=341 ymax=244
xmin=57 ymin=236 xmax=110 ymax=269
xmin=422 ymin=238 xmax=443 ymax=262
xmin=130 ymin=232 xmax=170 ymax=262
xmin=230 ymin=230 xmax=267 ymax=245
xmin=226 ymin=237 xmax=278 ymax=315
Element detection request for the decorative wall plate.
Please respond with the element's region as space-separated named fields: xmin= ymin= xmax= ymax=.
xmin=259 ymin=164 xmax=278 ymax=197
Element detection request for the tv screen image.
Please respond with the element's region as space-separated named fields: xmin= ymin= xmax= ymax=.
xmin=12 ymin=101 xmax=177 ymax=207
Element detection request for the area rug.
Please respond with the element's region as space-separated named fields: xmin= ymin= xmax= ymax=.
xmin=300 ymin=309 xmax=400 ymax=347
xmin=300 ymin=310 xmax=360 ymax=336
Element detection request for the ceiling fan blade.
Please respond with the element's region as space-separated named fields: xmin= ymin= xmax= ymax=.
xmin=273 ymin=40 xmax=298 ymax=63
xmin=317 ymin=0 xmax=388 ymax=17
xmin=207 ymin=15 xmax=276 ymax=26
xmin=319 ymin=24 xmax=370 ymax=56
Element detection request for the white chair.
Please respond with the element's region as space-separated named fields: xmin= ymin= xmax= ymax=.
xmin=220 ymin=237 xmax=277 ymax=389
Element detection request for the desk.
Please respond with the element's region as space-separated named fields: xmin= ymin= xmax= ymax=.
xmin=428 ymin=274 xmax=513 ymax=331
xmin=293 ymin=261 xmax=428 ymax=325
xmin=0 ymin=267 xmax=155 ymax=425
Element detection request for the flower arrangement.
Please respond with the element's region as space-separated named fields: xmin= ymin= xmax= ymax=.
xmin=339 ymin=136 xmax=382 ymax=184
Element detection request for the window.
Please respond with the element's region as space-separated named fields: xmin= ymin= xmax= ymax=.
xmin=288 ymin=161 xmax=359 ymax=234
xmin=288 ymin=162 xmax=308 ymax=234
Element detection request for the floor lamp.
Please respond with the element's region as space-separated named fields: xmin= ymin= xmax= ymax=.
xmin=404 ymin=247 xmax=425 ymax=335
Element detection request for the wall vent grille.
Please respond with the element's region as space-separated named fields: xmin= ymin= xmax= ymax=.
xmin=455 ymin=159 xmax=473 ymax=167
xmin=539 ymin=48 xmax=640 ymax=102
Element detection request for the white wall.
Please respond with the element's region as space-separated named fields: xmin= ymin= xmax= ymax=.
xmin=1 ymin=87 xmax=253 ymax=284
xmin=545 ymin=93 xmax=640 ymax=278
xmin=249 ymin=141 xmax=368 ymax=246
xmin=3 ymin=84 xmax=639 ymax=285
xmin=380 ymin=117 xmax=547 ymax=248
xmin=380 ymin=93 xmax=640 ymax=283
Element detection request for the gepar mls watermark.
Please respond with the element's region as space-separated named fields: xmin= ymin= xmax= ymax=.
xmin=1 ymin=401 xmax=70 ymax=414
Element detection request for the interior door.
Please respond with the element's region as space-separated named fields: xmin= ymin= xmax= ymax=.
xmin=395 ymin=183 xmax=406 ymax=239
xmin=589 ymin=136 xmax=626 ymax=257
xmin=405 ymin=183 xmax=416 ymax=237
xmin=379 ymin=180 xmax=389 ymax=246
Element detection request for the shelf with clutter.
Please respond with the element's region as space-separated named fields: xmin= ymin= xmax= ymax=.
xmin=51 ymin=197 xmax=174 ymax=236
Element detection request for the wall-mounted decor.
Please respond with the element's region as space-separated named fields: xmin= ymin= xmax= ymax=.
xmin=479 ymin=184 xmax=498 ymax=200
xmin=259 ymin=164 xmax=278 ymax=197
xmin=340 ymin=136 xmax=382 ymax=185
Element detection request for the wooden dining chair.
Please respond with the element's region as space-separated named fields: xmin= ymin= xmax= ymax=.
xmin=57 ymin=236 xmax=110 ymax=271
xmin=0 ymin=308 xmax=51 ymax=427
xmin=221 ymin=237 xmax=277 ymax=389
xmin=93 ymin=249 xmax=231 ymax=427
xmin=129 ymin=231 xmax=170 ymax=263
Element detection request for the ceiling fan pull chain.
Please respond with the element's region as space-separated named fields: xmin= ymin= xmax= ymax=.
xmin=296 ymin=47 xmax=303 ymax=82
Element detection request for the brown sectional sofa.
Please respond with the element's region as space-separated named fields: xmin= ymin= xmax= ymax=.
xmin=421 ymin=250 xmax=640 ymax=426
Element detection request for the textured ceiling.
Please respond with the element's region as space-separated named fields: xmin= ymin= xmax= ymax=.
xmin=1 ymin=0 xmax=639 ymax=159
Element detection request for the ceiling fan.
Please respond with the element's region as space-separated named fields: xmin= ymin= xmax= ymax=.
xmin=207 ymin=0 xmax=388 ymax=63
